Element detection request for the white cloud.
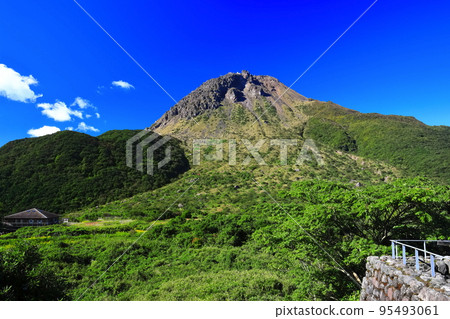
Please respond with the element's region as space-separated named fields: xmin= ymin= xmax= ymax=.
xmin=112 ymin=80 xmax=134 ymax=90
xmin=66 ymin=127 xmax=74 ymax=131
xmin=37 ymin=101 xmax=83 ymax=122
xmin=97 ymin=85 xmax=105 ymax=95
xmin=95 ymin=112 xmax=100 ymax=118
xmin=77 ymin=122 xmax=99 ymax=132
xmin=0 ymin=64 xmax=42 ymax=103
xmin=71 ymin=97 xmax=93 ymax=109
xmin=86 ymin=114 xmax=92 ymax=118
xmin=27 ymin=125 xmax=60 ymax=137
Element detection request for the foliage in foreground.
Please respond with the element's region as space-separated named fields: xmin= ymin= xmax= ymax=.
xmin=0 ymin=243 xmax=67 ymax=300
xmin=0 ymin=178 xmax=448 ymax=301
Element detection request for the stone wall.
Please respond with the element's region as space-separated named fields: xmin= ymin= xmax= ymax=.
xmin=360 ymin=256 xmax=450 ymax=301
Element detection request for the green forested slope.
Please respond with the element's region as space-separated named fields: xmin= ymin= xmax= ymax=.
xmin=302 ymin=102 xmax=450 ymax=183
xmin=0 ymin=130 xmax=189 ymax=216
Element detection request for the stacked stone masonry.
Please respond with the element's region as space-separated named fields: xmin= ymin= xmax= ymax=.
xmin=360 ymin=256 xmax=450 ymax=301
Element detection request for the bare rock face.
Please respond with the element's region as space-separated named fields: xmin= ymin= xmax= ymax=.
xmin=225 ymin=87 xmax=244 ymax=103
xmin=150 ymin=70 xmax=308 ymax=130
xmin=436 ymin=261 xmax=449 ymax=277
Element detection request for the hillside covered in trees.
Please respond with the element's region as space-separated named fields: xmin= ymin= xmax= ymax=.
xmin=0 ymin=130 xmax=189 ymax=217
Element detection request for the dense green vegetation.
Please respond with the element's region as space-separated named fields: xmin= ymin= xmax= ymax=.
xmin=0 ymin=130 xmax=189 ymax=217
xmin=66 ymin=149 xmax=399 ymax=222
xmin=304 ymin=117 xmax=357 ymax=152
xmin=302 ymin=101 xmax=450 ymax=183
xmin=0 ymin=242 xmax=67 ymax=300
xmin=1 ymin=178 xmax=448 ymax=300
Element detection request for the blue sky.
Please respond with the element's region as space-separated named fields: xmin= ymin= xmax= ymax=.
xmin=0 ymin=0 xmax=449 ymax=146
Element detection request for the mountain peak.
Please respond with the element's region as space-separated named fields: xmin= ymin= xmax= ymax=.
xmin=241 ymin=69 xmax=251 ymax=79
xmin=151 ymin=71 xmax=308 ymax=130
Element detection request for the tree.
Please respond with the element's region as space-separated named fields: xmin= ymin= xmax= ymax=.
xmin=253 ymin=178 xmax=450 ymax=300
xmin=0 ymin=242 xmax=67 ymax=300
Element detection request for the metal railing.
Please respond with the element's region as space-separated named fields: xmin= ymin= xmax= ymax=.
xmin=390 ymin=240 xmax=450 ymax=278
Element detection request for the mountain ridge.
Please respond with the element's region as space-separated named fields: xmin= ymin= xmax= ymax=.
xmin=150 ymin=71 xmax=449 ymax=182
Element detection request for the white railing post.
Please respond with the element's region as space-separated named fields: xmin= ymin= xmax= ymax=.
xmin=430 ymin=255 xmax=435 ymax=277
xmin=423 ymin=241 xmax=427 ymax=261
xmin=402 ymin=245 xmax=406 ymax=265
xmin=391 ymin=241 xmax=396 ymax=259
xmin=415 ymin=249 xmax=419 ymax=271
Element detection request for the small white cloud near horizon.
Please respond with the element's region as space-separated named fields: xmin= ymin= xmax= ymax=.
xmin=37 ymin=101 xmax=83 ymax=122
xmin=66 ymin=127 xmax=74 ymax=131
xmin=112 ymin=80 xmax=134 ymax=90
xmin=72 ymin=97 xmax=94 ymax=109
xmin=77 ymin=122 xmax=99 ymax=132
xmin=27 ymin=125 xmax=60 ymax=137
xmin=0 ymin=64 xmax=43 ymax=103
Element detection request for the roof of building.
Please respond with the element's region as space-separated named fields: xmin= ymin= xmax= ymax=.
xmin=3 ymin=208 xmax=59 ymax=219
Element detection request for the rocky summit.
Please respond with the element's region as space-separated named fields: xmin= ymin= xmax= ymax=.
xmin=151 ymin=70 xmax=308 ymax=131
